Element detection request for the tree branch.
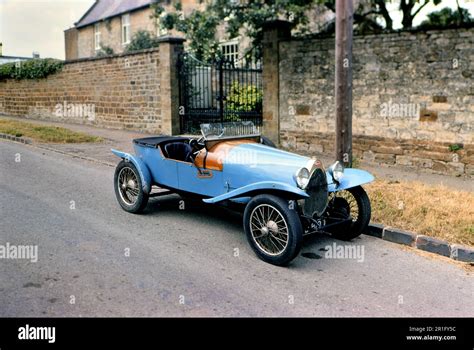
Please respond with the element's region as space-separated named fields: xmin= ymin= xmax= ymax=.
xmin=412 ymin=0 xmax=430 ymax=18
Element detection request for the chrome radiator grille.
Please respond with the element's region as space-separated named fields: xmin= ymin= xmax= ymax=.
xmin=303 ymin=168 xmax=328 ymax=217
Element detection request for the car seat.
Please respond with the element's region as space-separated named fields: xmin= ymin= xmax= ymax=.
xmin=164 ymin=142 xmax=193 ymax=162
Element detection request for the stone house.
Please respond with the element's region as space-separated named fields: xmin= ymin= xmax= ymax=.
xmin=64 ymin=0 xmax=244 ymax=61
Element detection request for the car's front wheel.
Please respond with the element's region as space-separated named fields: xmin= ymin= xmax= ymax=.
xmin=325 ymin=185 xmax=371 ymax=240
xmin=114 ymin=160 xmax=149 ymax=213
xmin=243 ymin=194 xmax=303 ymax=266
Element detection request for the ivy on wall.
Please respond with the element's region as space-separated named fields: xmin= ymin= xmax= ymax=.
xmin=0 ymin=58 xmax=64 ymax=80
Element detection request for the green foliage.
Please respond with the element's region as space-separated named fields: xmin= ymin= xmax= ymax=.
xmin=152 ymin=0 xmax=317 ymax=61
xmin=152 ymin=1 xmax=221 ymax=62
xmin=125 ymin=30 xmax=161 ymax=53
xmin=150 ymin=0 xmax=473 ymax=61
xmin=419 ymin=7 xmax=473 ymax=28
xmin=0 ymin=58 xmax=63 ymax=80
xmin=95 ymin=44 xmax=114 ymax=57
xmin=226 ymin=82 xmax=262 ymax=113
xmin=448 ymin=143 xmax=463 ymax=152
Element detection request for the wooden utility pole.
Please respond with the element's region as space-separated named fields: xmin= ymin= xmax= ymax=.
xmin=335 ymin=0 xmax=354 ymax=166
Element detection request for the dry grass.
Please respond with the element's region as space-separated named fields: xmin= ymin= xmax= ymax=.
xmin=0 ymin=120 xmax=102 ymax=143
xmin=366 ymin=179 xmax=474 ymax=246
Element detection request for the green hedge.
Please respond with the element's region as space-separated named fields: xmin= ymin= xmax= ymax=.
xmin=226 ymin=82 xmax=263 ymax=112
xmin=125 ymin=30 xmax=160 ymax=53
xmin=0 ymin=58 xmax=64 ymax=80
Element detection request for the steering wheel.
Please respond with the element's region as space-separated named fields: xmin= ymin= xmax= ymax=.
xmin=188 ymin=138 xmax=204 ymax=163
xmin=189 ymin=138 xmax=198 ymax=149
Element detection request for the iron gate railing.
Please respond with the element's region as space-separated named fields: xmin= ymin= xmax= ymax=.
xmin=178 ymin=53 xmax=263 ymax=134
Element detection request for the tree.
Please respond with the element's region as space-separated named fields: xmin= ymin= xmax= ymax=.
xmin=323 ymin=0 xmax=443 ymax=31
xmin=399 ymin=0 xmax=442 ymax=28
xmin=419 ymin=5 xmax=473 ymax=28
xmin=152 ymin=0 xmax=470 ymax=61
xmin=152 ymin=0 xmax=321 ymax=61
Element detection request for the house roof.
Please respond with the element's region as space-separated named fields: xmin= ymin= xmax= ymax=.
xmin=75 ymin=0 xmax=154 ymax=28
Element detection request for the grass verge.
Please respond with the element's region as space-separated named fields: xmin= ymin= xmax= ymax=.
xmin=366 ymin=179 xmax=474 ymax=246
xmin=0 ymin=120 xmax=102 ymax=143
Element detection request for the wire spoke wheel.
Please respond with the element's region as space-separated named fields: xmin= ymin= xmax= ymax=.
xmin=114 ymin=160 xmax=149 ymax=213
xmin=329 ymin=190 xmax=359 ymax=222
xmin=250 ymin=204 xmax=289 ymax=256
xmin=244 ymin=194 xmax=303 ymax=266
xmin=325 ymin=186 xmax=371 ymax=241
xmin=118 ymin=166 xmax=139 ymax=205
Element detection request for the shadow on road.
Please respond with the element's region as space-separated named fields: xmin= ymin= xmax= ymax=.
xmin=142 ymin=193 xmax=362 ymax=264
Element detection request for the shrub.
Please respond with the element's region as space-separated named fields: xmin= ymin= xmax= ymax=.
xmin=0 ymin=58 xmax=63 ymax=80
xmin=95 ymin=45 xmax=114 ymax=57
xmin=125 ymin=30 xmax=160 ymax=53
xmin=226 ymin=82 xmax=263 ymax=112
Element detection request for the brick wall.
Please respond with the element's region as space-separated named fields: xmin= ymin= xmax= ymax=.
xmin=0 ymin=38 xmax=184 ymax=134
xmin=263 ymin=23 xmax=474 ymax=176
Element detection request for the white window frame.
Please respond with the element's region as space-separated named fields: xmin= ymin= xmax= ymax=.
xmin=122 ymin=13 xmax=131 ymax=45
xmin=156 ymin=13 xmax=168 ymax=37
xmin=220 ymin=40 xmax=239 ymax=64
xmin=94 ymin=23 xmax=101 ymax=50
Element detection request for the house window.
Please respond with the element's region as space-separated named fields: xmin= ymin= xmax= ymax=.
xmin=220 ymin=40 xmax=239 ymax=64
xmin=122 ymin=14 xmax=131 ymax=45
xmin=94 ymin=23 xmax=101 ymax=50
xmin=156 ymin=14 xmax=168 ymax=37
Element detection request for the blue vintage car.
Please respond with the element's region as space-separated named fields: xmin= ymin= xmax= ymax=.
xmin=112 ymin=122 xmax=374 ymax=266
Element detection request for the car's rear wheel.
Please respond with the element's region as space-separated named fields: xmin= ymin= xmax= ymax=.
xmin=243 ymin=194 xmax=303 ymax=266
xmin=325 ymin=185 xmax=371 ymax=240
xmin=114 ymin=160 xmax=149 ymax=213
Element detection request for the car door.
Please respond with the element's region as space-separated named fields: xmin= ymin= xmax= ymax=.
xmin=175 ymin=160 xmax=224 ymax=197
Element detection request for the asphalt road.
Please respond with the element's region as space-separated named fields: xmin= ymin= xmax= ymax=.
xmin=0 ymin=140 xmax=472 ymax=317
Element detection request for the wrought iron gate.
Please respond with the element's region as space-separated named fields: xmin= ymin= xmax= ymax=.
xmin=178 ymin=53 xmax=263 ymax=134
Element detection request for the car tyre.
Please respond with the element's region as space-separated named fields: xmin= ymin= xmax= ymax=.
xmin=327 ymin=185 xmax=371 ymax=240
xmin=243 ymin=194 xmax=303 ymax=266
xmin=114 ymin=160 xmax=149 ymax=213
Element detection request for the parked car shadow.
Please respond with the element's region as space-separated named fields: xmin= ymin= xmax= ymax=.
xmin=144 ymin=194 xmax=244 ymax=233
xmin=143 ymin=193 xmax=364 ymax=266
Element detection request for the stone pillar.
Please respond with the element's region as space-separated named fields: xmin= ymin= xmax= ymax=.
xmin=157 ymin=36 xmax=185 ymax=135
xmin=262 ymin=20 xmax=291 ymax=145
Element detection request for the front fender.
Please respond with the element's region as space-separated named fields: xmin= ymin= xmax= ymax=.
xmin=111 ymin=149 xmax=152 ymax=194
xmin=328 ymin=168 xmax=374 ymax=192
xmin=203 ymin=181 xmax=309 ymax=204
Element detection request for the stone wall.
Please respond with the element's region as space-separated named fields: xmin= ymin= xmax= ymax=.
xmin=0 ymin=38 xmax=184 ymax=134
xmin=265 ymin=24 xmax=474 ymax=176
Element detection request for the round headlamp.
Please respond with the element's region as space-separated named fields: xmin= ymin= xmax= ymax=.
xmin=329 ymin=161 xmax=344 ymax=182
xmin=294 ymin=167 xmax=310 ymax=189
